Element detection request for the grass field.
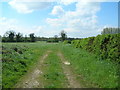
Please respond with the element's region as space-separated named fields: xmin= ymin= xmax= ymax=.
xmin=2 ymin=42 xmax=119 ymax=88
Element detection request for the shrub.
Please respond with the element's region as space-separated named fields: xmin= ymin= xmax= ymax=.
xmin=72 ymin=34 xmax=120 ymax=63
xmin=63 ymin=40 xmax=71 ymax=44
xmin=47 ymin=39 xmax=59 ymax=43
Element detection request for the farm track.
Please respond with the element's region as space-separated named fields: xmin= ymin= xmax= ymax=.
xmin=15 ymin=50 xmax=82 ymax=88
xmin=57 ymin=52 xmax=81 ymax=88
xmin=15 ymin=50 xmax=52 ymax=88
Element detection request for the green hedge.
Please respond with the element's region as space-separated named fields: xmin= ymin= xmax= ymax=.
xmin=72 ymin=34 xmax=120 ymax=63
xmin=63 ymin=40 xmax=71 ymax=44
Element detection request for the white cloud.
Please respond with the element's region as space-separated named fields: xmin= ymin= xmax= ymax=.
xmin=9 ymin=0 xmax=52 ymax=14
xmin=0 ymin=17 xmax=61 ymax=37
xmin=58 ymin=0 xmax=119 ymax=5
xmin=8 ymin=0 xmax=118 ymax=14
xmin=0 ymin=17 xmax=43 ymax=36
xmin=51 ymin=5 xmax=64 ymax=16
xmin=1 ymin=0 xmax=117 ymax=37
xmin=59 ymin=0 xmax=75 ymax=5
xmin=46 ymin=18 xmax=64 ymax=27
xmin=0 ymin=17 xmax=18 ymax=35
xmin=46 ymin=2 xmax=101 ymax=37
xmin=32 ymin=25 xmax=61 ymax=37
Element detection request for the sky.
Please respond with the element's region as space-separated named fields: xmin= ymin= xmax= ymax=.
xmin=0 ymin=0 xmax=118 ymax=38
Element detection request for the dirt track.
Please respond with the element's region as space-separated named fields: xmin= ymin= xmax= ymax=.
xmin=57 ymin=52 xmax=81 ymax=88
xmin=15 ymin=50 xmax=82 ymax=88
xmin=15 ymin=50 xmax=51 ymax=88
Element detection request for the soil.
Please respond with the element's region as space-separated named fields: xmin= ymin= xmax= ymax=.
xmin=15 ymin=50 xmax=82 ymax=88
xmin=57 ymin=52 xmax=82 ymax=88
xmin=15 ymin=50 xmax=52 ymax=88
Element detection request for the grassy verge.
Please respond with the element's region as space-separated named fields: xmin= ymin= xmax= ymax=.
xmin=2 ymin=42 xmax=48 ymax=88
xmin=61 ymin=44 xmax=119 ymax=88
xmin=40 ymin=51 xmax=67 ymax=88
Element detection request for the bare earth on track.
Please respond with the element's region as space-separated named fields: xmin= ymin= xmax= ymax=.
xmin=15 ymin=50 xmax=82 ymax=88
xmin=57 ymin=52 xmax=82 ymax=88
xmin=15 ymin=50 xmax=51 ymax=88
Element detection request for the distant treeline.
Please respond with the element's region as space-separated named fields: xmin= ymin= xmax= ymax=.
xmin=1 ymin=27 xmax=119 ymax=43
xmin=1 ymin=31 xmax=36 ymax=42
xmin=36 ymin=37 xmax=78 ymax=42
xmin=101 ymin=27 xmax=120 ymax=34
xmin=1 ymin=30 xmax=78 ymax=43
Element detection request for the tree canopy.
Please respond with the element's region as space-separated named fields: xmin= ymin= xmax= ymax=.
xmin=60 ymin=30 xmax=67 ymax=41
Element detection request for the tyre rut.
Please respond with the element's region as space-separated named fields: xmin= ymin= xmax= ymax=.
xmin=15 ymin=50 xmax=52 ymax=88
xmin=57 ymin=52 xmax=81 ymax=88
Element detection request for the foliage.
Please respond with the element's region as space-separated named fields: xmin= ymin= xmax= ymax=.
xmin=3 ymin=31 xmax=16 ymax=42
xmin=29 ymin=33 xmax=36 ymax=42
xmin=2 ymin=42 xmax=119 ymax=88
xmin=60 ymin=30 xmax=67 ymax=41
xmin=16 ymin=33 xmax=23 ymax=42
xmin=72 ymin=34 xmax=120 ymax=63
xmin=63 ymin=40 xmax=71 ymax=44
xmin=46 ymin=38 xmax=59 ymax=43
xmin=61 ymin=44 xmax=119 ymax=88
xmin=2 ymin=42 xmax=47 ymax=88
xmin=2 ymin=31 xmax=36 ymax=42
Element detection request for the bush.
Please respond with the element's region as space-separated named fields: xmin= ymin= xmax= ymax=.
xmin=63 ymin=40 xmax=71 ymax=44
xmin=47 ymin=39 xmax=59 ymax=43
xmin=72 ymin=34 xmax=120 ymax=63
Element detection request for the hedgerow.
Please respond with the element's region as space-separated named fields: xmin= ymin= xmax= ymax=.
xmin=63 ymin=40 xmax=71 ymax=44
xmin=72 ymin=34 xmax=120 ymax=63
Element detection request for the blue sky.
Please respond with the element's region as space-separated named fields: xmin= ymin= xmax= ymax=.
xmin=97 ymin=2 xmax=118 ymax=27
xmin=0 ymin=0 xmax=118 ymax=38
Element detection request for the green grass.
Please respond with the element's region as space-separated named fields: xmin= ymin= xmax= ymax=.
xmin=2 ymin=42 xmax=119 ymax=88
xmin=40 ymin=48 xmax=67 ymax=88
xmin=2 ymin=42 xmax=49 ymax=88
xmin=61 ymin=44 xmax=119 ymax=88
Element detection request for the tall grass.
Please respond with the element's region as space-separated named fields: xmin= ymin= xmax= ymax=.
xmin=2 ymin=42 xmax=49 ymax=88
xmin=61 ymin=44 xmax=119 ymax=88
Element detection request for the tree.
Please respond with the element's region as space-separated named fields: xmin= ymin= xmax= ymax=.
xmin=29 ymin=33 xmax=36 ymax=42
xmin=4 ymin=31 xmax=16 ymax=42
xmin=16 ymin=32 xmax=23 ymax=42
xmin=2 ymin=34 xmax=8 ymax=42
xmin=60 ymin=30 xmax=67 ymax=41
